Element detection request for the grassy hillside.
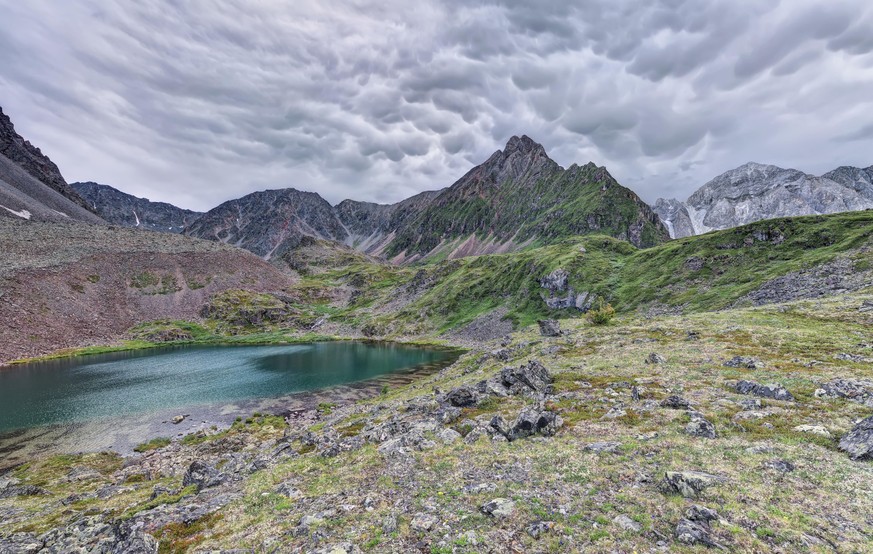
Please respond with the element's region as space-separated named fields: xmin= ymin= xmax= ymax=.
xmin=289 ymin=210 xmax=873 ymax=339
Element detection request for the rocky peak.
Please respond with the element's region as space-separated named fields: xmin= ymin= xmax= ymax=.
xmin=0 ymin=106 xmax=93 ymax=213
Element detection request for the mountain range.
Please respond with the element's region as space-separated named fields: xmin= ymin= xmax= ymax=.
xmin=185 ymin=135 xmax=668 ymax=262
xmin=72 ymin=181 xmax=203 ymax=233
xmin=654 ymin=162 xmax=873 ymax=238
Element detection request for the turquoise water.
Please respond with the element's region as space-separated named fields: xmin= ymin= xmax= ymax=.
xmin=0 ymin=342 xmax=457 ymax=432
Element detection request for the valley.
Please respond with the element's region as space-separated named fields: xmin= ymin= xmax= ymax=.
xmin=0 ymin=104 xmax=872 ymax=553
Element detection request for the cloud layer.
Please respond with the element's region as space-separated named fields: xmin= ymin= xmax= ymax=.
xmin=1 ymin=0 xmax=872 ymax=210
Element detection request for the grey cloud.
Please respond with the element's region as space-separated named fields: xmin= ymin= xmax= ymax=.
xmin=0 ymin=0 xmax=871 ymax=210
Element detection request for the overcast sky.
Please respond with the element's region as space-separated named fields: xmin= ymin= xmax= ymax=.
xmin=2 ymin=0 xmax=872 ymax=211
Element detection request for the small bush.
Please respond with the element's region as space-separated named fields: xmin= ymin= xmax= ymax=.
xmin=586 ymin=298 xmax=615 ymax=325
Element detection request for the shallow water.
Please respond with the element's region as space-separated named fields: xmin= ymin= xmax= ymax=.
xmin=0 ymin=341 xmax=457 ymax=433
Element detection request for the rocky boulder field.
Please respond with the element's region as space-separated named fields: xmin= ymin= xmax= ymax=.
xmin=2 ymin=292 xmax=872 ymax=552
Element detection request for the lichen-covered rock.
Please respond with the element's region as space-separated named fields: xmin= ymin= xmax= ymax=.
xmin=499 ymin=360 xmax=553 ymax=395
xmin=685 ymin=412 xmax=717 ymax=439
xmin=491 ymin=408 xmax=562 ymax=441
xmin=480 ymin=498 xmax=515 ymax=518
xmin=445 ymin=385 xmax=479 ymax=407
xmin=839 ymin=416 xmax=873 ymax=460
xmin=537 ymin=319 xmax=561 ymax=337
xmin=723 ymin=356 xmax=764 ymax=369
xmin=645 ymin=352 xmax=666 ymax=364
xmin=182 ymin=460 xmax=224 ymax=491
xmin=661 ymin=471 xmax=725 ymax=498
xmin=814 ymin=379 xmax=873 ymax=407
xmin=660 ymin=395 xmax=691 ymax=409
xmin=736 ymin=380 xmax=794 ymax=401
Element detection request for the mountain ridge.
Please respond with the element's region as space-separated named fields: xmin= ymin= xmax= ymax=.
xmin=72 ymin=181 xmax=203 ymax=233
xmin=654 ymin=161 xmax=873 ymax=238
xmin=182 ymin=135 xmax=669 ymax=262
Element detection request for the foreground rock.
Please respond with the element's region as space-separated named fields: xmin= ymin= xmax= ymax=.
xmin=537 ymin=319 xmax=561 ymax=337
xmin=815 ymin=378 xmax=873 ymax=407
xmin=839 ymin=416 xmax=873 ymax=460
xmin=723 ymin=356 xmax=764 ymax=369
xmin=675 ymin=504 xmax=723 ymax=548
xmin=182 ymin=460 xmax=224 ymax=491
xmin=661 ymin=471 xmax=725 ymax=498
xmin=491 ymin=408 xmax=562 ymax=441
xmin=685 ymin=412 xmax=717 ymax=439
xmin=735 ymin=380 xmax=794 ymax=401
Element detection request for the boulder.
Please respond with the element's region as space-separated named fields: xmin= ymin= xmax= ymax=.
xmin=499 ymin=360 xmax=553 ymax=395
xmin=793 ymin=424 xmax=831 ymax=438
xmin=645 ymin=352 xmax=666 ymax=365
xmin=613 ymin=514 xmax=642 ymax=532
xmin=410 ymin=513 xmax=438 ymax=532
xmin=660 ymin=395 xmax=691 ymax=409
xmin=685 ymin=412 xmax=717 ymax=439
xmin=537 ymin=319 xmax=561 ymax=337
xmin=583 ymin=441 xmax=622 ymax=454
xmin=675 ymin=504 xmax=722 ymax=548
xmin=445 ymin=386 xmax=479 ymax=407
xmin=839 ymin=416 xmax=873 ymax=460
xmin=763 ymin=459 xmax=795 ymax=473
xmin=480 ymin=498 xmax=515 ymax=518
xmin=492 ymin=408 xmax=562 ymax=441
xmin=736 ymin=380 xmax=794 ymax=401
xmin=661 ymin=471 xmax=725 ymax=498
xmin=182 ymin=460 xmax=224 ymax=491
xmin=723 ymin=356 xmax=764 ymax=369
xmin=526 ymin=520 xmax=554 ymax=539
xmin=814 ymin=378 xmax=873 ymax=407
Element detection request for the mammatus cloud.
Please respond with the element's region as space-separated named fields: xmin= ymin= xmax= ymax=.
xmin=1 ymin=0 xmax=872 ymax=210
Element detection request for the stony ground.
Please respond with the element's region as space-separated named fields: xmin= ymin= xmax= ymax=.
xmin=2 ymin=292 xmax=873 ymax=553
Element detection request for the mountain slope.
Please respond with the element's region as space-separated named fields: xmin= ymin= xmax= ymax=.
xmin=0 ymin=219 xmax=294 ymax=363
xmin=0 ymin=107 xmax=95 ymax=215
xmin=383 ymin=136 xmax=667 ymax=261
xmin=72 ymin=181 xmax=202 ymax=233
xmin=334 ymin=190 xmax=440 ymax=255
xmin=183 ymin=188 xmax=348 ymax=258
xmin=655 ymin=162 xmax=873 ymax=238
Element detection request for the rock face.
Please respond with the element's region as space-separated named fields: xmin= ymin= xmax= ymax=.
xmin=0 ymin=107 xmax=103 ymax=224
xmin=654 ymin=162 xmax=873 ymax=238
xmin=184 ymin=188 xmax=348 ymax=259
xmin=72 ymin=182 xmax=203 ymax=233
xmin=539 ymin=268 xmax=593 ymax=311
xmin=0 ymin=107 xmax=94 ymax=213
xmin=839 ymin=416 xmax=873 ymax=460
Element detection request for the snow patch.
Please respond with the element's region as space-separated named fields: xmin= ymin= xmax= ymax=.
xmin=0 ymin=205 xmax=32 ymax=220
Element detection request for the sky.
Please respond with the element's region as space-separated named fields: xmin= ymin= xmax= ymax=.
xmin=1 ymin=0 xmax=873 ymax=212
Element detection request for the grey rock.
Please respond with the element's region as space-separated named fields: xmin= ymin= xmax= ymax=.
xmin=661 ymin=395 xmax=691 ymax=409
xmin=445 ymin=385 xmax=479 ymax=407
xmin=437 ymin=428 xmax=462 ymax=444
xmin=275 ymin=482 xmax=304 ymax=499
xmin=736 ymin=380 xmax=794 ymax=401
xmin=675 ymin=518 xmax=720 ymax=548
xmin=480 ymin=498 xmax=515 ymax=518
xmin=661 ymin=471 xmax=725 ymax=498
xmin=686 ymin=505 xmax=719 ymax=523
xmin=526 ymin=520 xmax=554 ymax=539
xmin=723 ymin=356 xmax=764 ymax=369
xmin=839 ymin=416 xmax=873 ymax=460
xmin=583 ymin=441 xmax=622 ymax=454
xmin=492 ymin=408 xmax=562 ymax=441
xmin=182 ymin=460 xmax=224 ymax=491
xmin=763 ymin=459 xmax=795 ymax=472
xmin=793 ymin=424 xmax=831 ymax=437
xmin=645 ymin=352 xmax=666 ymax=365
xmin=814 ymin=378 xmax=873 ymax=407
xmin=613 ymin=514 xmax=642 ymax=532
xmin=410 ymin=513 xmax=438 ymax=531
xmin=537 ymin=319 xmax=561 ymax=337
xmin=0 ymin=484 xmax=47 ymax=499
xmin=685 ymin=412 xmax=717 ymax=439
xmin=499 ymin=360 xmax=553 ymax=395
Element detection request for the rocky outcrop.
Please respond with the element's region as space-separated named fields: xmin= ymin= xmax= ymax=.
xmin=839 ymin=416 xmax=873 ymax=460
xmin=0 ymin=107 xmax=93 ymax=213
xmin=539 ymin=268 xmax=594 ymax=311
xmin=656 ymin=162 xmax=873 ymax=238
xmin=735 ymin=380 xmax=794 ymax=402
xmin=72 ymin=182 xmax=202 ymax=233
xmin=0 ymin=107 xmax=103 ymax=224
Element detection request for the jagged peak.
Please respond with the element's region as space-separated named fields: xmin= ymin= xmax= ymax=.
xmin=503 ymin=135 xmax=544 ymax=154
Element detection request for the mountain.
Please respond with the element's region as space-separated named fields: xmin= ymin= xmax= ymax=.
xmin=185 ymin=136 xmax=668 ymax=262
xmin=334 ymin=190 xmax=440 ymax=255
xmin=183 ymin=188 xmax=348 ymax=258
xmin=0 ymin=107 xmax=103 ymax=223
xmin=72 ymin=181 xmax=203 ymax=233
xmin=654 ymin=162 xmax=873 ymax=238
xmin=381 ymin=136 xmax=667 ymax=262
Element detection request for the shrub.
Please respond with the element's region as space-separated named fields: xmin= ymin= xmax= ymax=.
xmin=587 ymin=298 xmax=615 ymax=325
